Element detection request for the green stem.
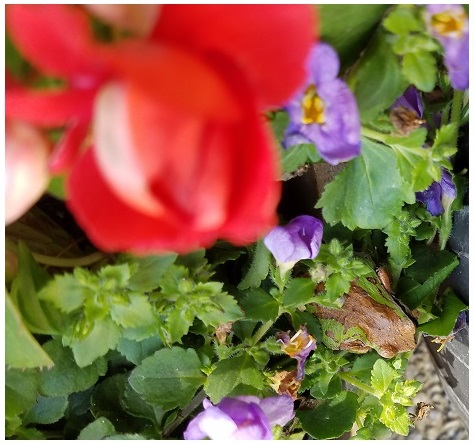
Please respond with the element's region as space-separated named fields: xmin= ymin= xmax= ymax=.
xmin=250 ymin=319 xmax=275 ymax=346
xmin=339 ymin=372 xmax=378 ymax=397
xmin=163 ymin=389 xmax=207 ymax=437
xmin=361 ymin=127 xmax=390 ymax=144
xmin=450 ymin=89 xmax=464 ymax=146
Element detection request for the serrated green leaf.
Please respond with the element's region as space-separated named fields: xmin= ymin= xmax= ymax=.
xmin=309 ymin=374 xmax=342 ymax=399
xmin=346 ymin=353 xmax=380 ymax=383
xmin=110 ymin=293 xmax=154 ymax=329
xmin=383 ymin=6 xmax=421 ymax=35
xmin=121 ymin=383 xmax=161 ymax=424
xmin=5 ymin=367 xmax=39 ymax=419
xmin=116 ymin=336 xmax=163 ymax=366
xmin=63 ymin=317 xmax=121 ymax=367
xmin=197 ymin=293 xmax=244 ymax=326
xmin=418 ymin=292 xmax=467 ymax=336
xmin=23 ymin=395 xmax=68 ymax=425
xmin=317 ymin=138 xmax=413 ymax=229
xmin=6 ymin=292 xmax=54 ymax=369
xmin=238 ymin=240 xmax=270 ymax=290
xmin=349 ymin=32 xmax=408 ymax=122
xmin=127 ymin=254 xmax=177 ymax=292
xmin=129 ymin=347 xmax=205 ymax=411
xmin=380 ymin=402 xmax=410 ymax=435
xmin=38 ymin=339 xmax=107 ymax=397
xmin=282 ymin=278 xmax=316 ymax=309
xmin=297 ymin=391 xmax=359 ymax=439
xmin=78 ymin=417 xmax=116 ymax=440
xmin=325 ymin=273 xmax=351 ymax=302
xmin=281 ymin=144 xmax=320 ymax=174
xmin=165 ymin=306 xmax=195 ymax=344
xmin=371 ymin=359 xmax=399 ymax=395
xmin=205 ymin=353 xmax=264 ymax=403
xmin=402 ymin=51 xmax=437 ymax=92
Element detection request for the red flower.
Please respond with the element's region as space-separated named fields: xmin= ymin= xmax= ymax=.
xmin=6 ymin=5 xmax=317 ymax=254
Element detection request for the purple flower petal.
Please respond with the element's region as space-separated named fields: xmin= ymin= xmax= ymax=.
xmin=282 ymin=42 xmax=361 ymax=165
xmin=183 ymin=404 xmax=238 ymax=440
xmin=416 ymin=182 xmax=444 ymax=216
xmin=392 ymin=85 xmax=424 ymax=118
xmin=264 ymin=215 xmax=323 ymax=264
xmin=259 ymin=395 xmax=296 ymax=427
xmin=440 ymin=169 xmax=457 ymax=198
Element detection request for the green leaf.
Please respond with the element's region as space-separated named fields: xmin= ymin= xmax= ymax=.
xmin=5 ymin=292 xmax=54 ymax=369
xmin=297 ymin=391 xmax=359 ymax=439
xmin=165 ymin=305 xmax=195 ymax=344
xmin=383 ymin=6 xmax=422 ymax=35
xmin=5 ymin=367 xmax=39 ymax=420
xmin=309 ymin=374 xmax=342 ymax=399
xmin=78 ymin=417 xmax=117 ymax=440
xmin=418 ymin=292 xmax=468 ymax=336
xmin=63 ymin=317 xmax=121 ymax=367
xmin=237 ymin=288 xmax=279 ymax=322
xmin=110 ymin=293 xmax=155 ymax=329
xmin=282 ymin=278 xmax=316 ymax=309
xmin=238 ymin=240 xmax=270 ymax=290
xmin=23 ymin=395 xmax=68 ymax=425
xmin=317 ymin=138 xmax=413 ymax=230
xmin=116 ymin=336 xmax=163 ymax=365
xmin=281 ymin=144 xmax=320 ymax=174
xmin=47 ymin=175 xmax=67 ymax=200
xmin=38 ymin=339 xmax=107 ymax=396
xmin=319 ymin=4 xmax=390 ymax=69
xmin=121 ymin=383 xmax=161 ymax=425
xmin=290 ymin=311 xmax=323 ymax=343
xmin=205 ymin=353 xmax=265 ymax=403
xmin=197 ymin=293 xmax=244 ymax=326
xmin=370 ymin=359 xmax=399 ymax=396
xmin=396 ymin=245 xmax=459 ymax=309
xmin=129 ymin=347 xmax=205 ymax=411
xmin=402 ymin=51 xmax=437 ymax=92
xmin=349 ymin=32 xmax=408 ymax=122
xmin=38 ymin=273 xmax=92 ymax=313
xmin=380 ymin=402 xmax=410 ymax=435
xmin=127 ymin=254 xmax=177 ymax=292
xmin=325 ymin=273 xmax=351 ymax=302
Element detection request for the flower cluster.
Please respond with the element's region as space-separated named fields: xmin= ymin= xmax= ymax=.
xmin=6 ymin=5 xmax=316 ymax=254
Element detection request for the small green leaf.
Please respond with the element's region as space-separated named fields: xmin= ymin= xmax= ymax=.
xmin=383 ymin=6 xmax=421 ymax=35
xmin=297 ymin=391 xmax=359 ymax=439
xmin=371 ymin=359 xmax=399 ymax=395
xmin=110 ymin=293 xmax=155 ymax=329
xmin=238 ymin=240 xmax=270 ymax=290
xmin=5 ymin=368 xmax=39 ymax=420
xmin=402 ymin=51 xmax=437 ymax=92
xmin=6 ymin=292 xmax=54 ymax=369
xmin=281 ymin=144 xmax=320 ymax=174
xmin=165 ymin=305 xmax=195 ymax=344
xmin=238 ymin=288 xmax=279 ymax=322
xmin=129 ymin=347 xmax=205 ymax=411
xmin=282 ymin=278 xmax=316 ymax=309
xmin=197 ymin=293 xmax=244 ymax=326
xmin=325 ymin=273 xmax=351 ymax=302
xmin=317 ymin=138 xmax=414 ymax=230
xmin=39 ymin=339 xmax=107 ymax=397
xmin=23 ymin=395 xmax=68 ymax=425
xmin=116 ymin=336 xmax=163 ymax=365
xmin=127 ymin=254 xmax=177 ymax=292
xmin=380 ymin=402 xmax=410 ymax=435
xmin=205 ymin=353 xmax=265 ymax=403
xmin=78 ymin=417 xmax=116 ymax=440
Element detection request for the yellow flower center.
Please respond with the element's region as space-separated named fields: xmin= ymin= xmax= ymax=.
xmin=432 ymin=10 xmax=466 ymax=37
xmin=301 ymin=84 xmax=326 ymax=125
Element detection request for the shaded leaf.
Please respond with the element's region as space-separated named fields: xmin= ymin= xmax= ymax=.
xmin=23 ymin=395 xmax=68 ymax=425
xmin=78 ymin=417 xmax=116 ymax=440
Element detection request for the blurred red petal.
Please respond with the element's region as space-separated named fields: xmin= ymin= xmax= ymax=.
xmin=152 ymin=4 xmax=317 ymax=108
xmin=107 ymin=41 xmax=241 ymax=121
xmin=6 ymin=121 xmax=51 ymax=224
xmin=6 ymin=88 xmax=95 ymax=127
xmin=6 ymin=4 xmax=108 ymax=83
xmin=66 ymin=149 xmax=216 ymax=254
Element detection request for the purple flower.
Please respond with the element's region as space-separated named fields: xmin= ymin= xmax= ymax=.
xmin=183 ymin=395 xmax=295 ymax=440
xmin=426 ymin=5 xmax=469 ymax=90
xmin=392 ymin=85 xmax=424 ymax=118
xmin=276 ymin=326 xmax=316 ymax=380
xmin=264 ymin=215 xmax=323 ymax=267
xmin=282 ymin=43 xmax=361 ymax=165
xmin=416 ymin=169 xmax=457 ymax=216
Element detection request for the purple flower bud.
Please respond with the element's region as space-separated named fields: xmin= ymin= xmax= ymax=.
xmin=426 ymin=5 xmax=469 ymax=90
xmin=277 ymin=326 xmax=316 ymax=380
xmin=392 ymin=85 xmax=424 ymax=119
xmin=183 ymin=395 xmax=295 ymax=440
xmin=416 ymin=169 xmax=457 ymax=216
xmin=264 ymin=215 xmax=323 ymax=266
xmin=283 ymin=43 xmax=361 ymax=165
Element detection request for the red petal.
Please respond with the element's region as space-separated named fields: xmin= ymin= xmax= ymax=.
xmin=106 ymin=41 xmax=241 ymax=121
xmin=66 ymin=149 xmax=217 ymax=254
xmin=6 ymin=88 xmax=95 ymax=127
xmin=6 ymin=4 xmax=108 ymax=83
xmin=152 ymin=5 xmax=317 ymax=108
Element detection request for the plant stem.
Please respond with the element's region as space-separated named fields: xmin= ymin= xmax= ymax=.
xmin=339 ymin=372 xmax=378 ymax=397
xmin=32 ymin=251 xmax=106 ymax=267
xmin=163 ymin=389 xmax=207 ymax=437
xmin=250 ymin=319 xmax=275 ymax=346
xmin=361 ymin=127 xmax=389 ymax=144
xmin=450 ymin=89 xmax=464 ymax=146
